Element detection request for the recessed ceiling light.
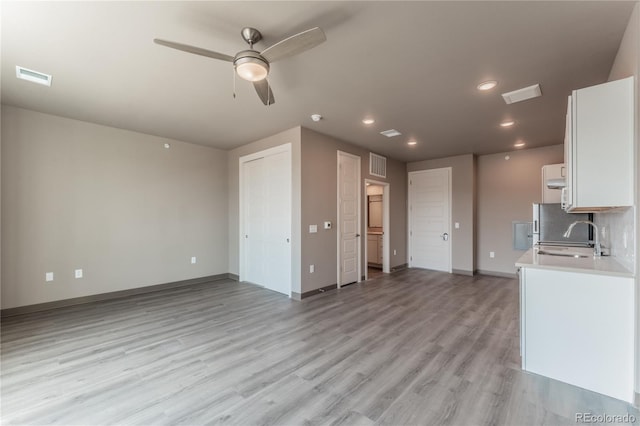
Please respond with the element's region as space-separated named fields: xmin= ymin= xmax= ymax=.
xmin=164 ymin=143 xmax=171 ymax=149
xmin=311 ymin=114 xmax=322 ymax=122
xmin=380 ymin=129 xmax=402 ymax=138
xmin=16 ymin=65 xmax=52 ymax=86
xmin=477 ymin=80 xmax=498 ymax=91
xmin=362 ymin=118 xmax=375 ymax=125
xmin=514 ymin=141 xmax=526 ymax=148
xmin=500 ymin=120 xmax=515 ymax=127
xmin=407 ymin=141 xmax=417 ymax=146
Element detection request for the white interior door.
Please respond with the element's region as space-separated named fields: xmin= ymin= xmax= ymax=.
xmin=337 ymin=151 xmax=361 ymax=287
xmin=241 ymin=145 xmax=291 ymax=296
xmin=408 ymin=168 xmax=451 ymax=272
xmin=243 ymin=158 xmax=266 ymax=285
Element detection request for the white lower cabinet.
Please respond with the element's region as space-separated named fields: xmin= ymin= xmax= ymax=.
xmin=367 ymin=234 xmax=383 ymax=265
xmin=520 ymin=267 xmax=634 ymax=402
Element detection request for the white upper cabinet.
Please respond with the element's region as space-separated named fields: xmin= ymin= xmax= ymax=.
xmin=563 ymin=77 xmax=634 ymax=212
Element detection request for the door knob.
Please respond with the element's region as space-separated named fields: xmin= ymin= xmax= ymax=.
xmin=441 ymin=232 xmax=449 ymax=241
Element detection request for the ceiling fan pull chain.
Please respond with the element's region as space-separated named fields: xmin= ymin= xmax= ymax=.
xmin=232 ymin=68 xmax=236 ymax=99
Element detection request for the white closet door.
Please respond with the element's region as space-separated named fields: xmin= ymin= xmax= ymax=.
xmin=241 ymin=145 xmax=291 ymax=296
xmin=408 ymin=168 xmax=451 ymax=272
xmin=243 ymin=158 xmax=266 ymax=285
xmin=263 ymin=150 xmax=291 ymax=296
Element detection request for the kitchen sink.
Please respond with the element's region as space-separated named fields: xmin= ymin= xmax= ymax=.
xmin=536 ymin=249 xmax=591 ymax=258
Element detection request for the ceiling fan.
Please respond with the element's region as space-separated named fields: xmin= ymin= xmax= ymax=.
xmin=154 ymin=26 xmax=326 ymax=106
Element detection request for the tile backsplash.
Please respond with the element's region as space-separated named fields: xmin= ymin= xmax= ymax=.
xmin=595 ymin=206 xmax=636 ymax=273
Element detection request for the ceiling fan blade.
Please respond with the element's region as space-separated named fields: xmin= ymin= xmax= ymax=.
xmin=260 ymin=27 xmax=326 ymax=63
xmin=153 ymin=39 xmax=234 ymax=62
xmin=253 ymin=80 xmax=275 ymax=105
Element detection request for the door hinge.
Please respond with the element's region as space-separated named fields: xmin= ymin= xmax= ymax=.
xmin=410 ymin=230 xmax=412 ymax=236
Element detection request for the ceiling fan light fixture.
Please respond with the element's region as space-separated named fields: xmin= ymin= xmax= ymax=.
xmin=234 ymin=54 xmax=269 ymax=82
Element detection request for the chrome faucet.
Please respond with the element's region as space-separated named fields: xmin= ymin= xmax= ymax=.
xmin=563 ymin=220 xmax=601 ymax=257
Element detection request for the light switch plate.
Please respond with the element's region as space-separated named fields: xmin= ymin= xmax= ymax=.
xmin=74 ymin=269 xmax=83 ymax=279
xmin=191 ymin=256 xmax=197 ymax=264
xmin=455 ymin=222 xmax=460 ymax=229
xmin=45 ymin=272 xmax=54 ymax=282
xmin=324 ymin=221 xmax=332 ymax=229
xmin=309 ymin=225 xmax=318 ymax=233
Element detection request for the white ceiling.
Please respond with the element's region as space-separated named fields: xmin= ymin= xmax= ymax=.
xmin=1 ymin=1 xmax=635 ymax=162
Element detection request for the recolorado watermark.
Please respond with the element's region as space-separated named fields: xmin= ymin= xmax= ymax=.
xmin=576 ymin=413 xmax=637 ymax=423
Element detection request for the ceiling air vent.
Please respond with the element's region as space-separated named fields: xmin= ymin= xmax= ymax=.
xmin=370 ymin=153 xmax=387 ymax=178
xmin=502 ymin=84 xmax=541 ymax=104
xmin=16 ymin=66 xmax=52 ymax=87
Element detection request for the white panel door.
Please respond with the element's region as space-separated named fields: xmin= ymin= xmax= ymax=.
xmin=263 ymin=150 xmax=291 ymax=295
xmin=338 ymin=151 xmax=360 ymax=286
xmin=243 ymin=158 xmax=266 ymax=285
xmin=409 ymin=168 xmax=451 ymax=272
xmin=241 ymin=145 xmax=291 ymax=296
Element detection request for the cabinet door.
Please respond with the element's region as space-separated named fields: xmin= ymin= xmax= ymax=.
xmin=522 ymin=267 xmax=634 ymax=402
xmin=563 ymin=96 xmax=573 ymax=211
xmin=367 ymin=235 xmax=377 ymax=263
xmin=369 ymin=199 xmax=382 ymax=228
xmin=571 ymin=77 xmax=633 ymax=209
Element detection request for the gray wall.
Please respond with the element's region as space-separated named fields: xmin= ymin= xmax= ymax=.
xmin=607 ymin=0 xmax=639 ymax=396
xmin=407 ymin=154 xmax=476 ymax=275
xmin=301 ymin=128 xmax=407 ymax=293
xmin=227 ymin=127 xmax=302 ymax=293
xmin=476 ymin=145 xmax=564 ymax=275
xmin=1 ymin=106 xmax=229 ymax=309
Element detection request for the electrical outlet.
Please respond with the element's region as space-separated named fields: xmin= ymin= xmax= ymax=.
xmin=455 ymin=222 xmax=460 ymax=229
xmin=74 ymin=269 xmax=83 ymax=279
xmin=393 ymin=249 xmax=397 ymax=255
xmin=191 ymin=256 xmax=197 ymax=264
xmin=45 ymin=272 xmax=54 ymax=282
xmin=310 ymin=264 xmax=315 ymax=273
xmin=490 ymin=251 xmax=495 ymax=258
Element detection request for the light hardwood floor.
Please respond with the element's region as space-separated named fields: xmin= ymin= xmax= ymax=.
xmin=2 ymin=269 xmax=638 ymax=425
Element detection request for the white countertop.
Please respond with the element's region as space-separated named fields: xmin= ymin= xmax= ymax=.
xmin=516 ymin=246 xmax=634 ymax=278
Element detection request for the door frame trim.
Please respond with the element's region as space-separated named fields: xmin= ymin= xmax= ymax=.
xmin=239 ymin=143 xmax=292 ymax=295
xmin=363 ymin=179 xmax=391 ymax=280
xmin=336 ymin=150 xmax=362 ymax=288
xmin=407 ymin=167 xmax=453 ymax=273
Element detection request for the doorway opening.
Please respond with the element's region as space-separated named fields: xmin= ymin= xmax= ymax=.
xmin=364 ymin=179 xmax=390 ymax=280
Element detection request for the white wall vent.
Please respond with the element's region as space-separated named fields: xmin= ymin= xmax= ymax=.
xmin=502 ymin=84 xmax=541 ymax=104
xmin=370 ymin=153 xmax=387 ymax=178
xmin=16 ymin=66 xmax=52 ymax=86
